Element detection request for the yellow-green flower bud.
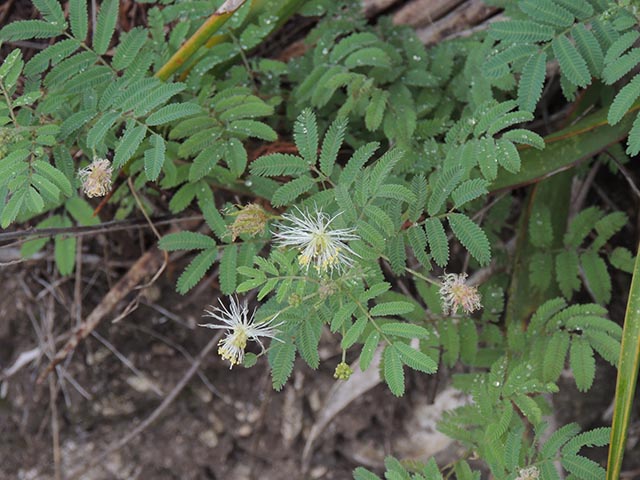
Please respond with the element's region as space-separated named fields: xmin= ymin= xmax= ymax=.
xmin=229 ymin=203 xmax=269 ymax=241
xmin=333 ymin=362 xmax=353 ymax=380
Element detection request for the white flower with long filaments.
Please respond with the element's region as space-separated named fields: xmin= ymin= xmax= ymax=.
xmin=273 ymin=206 xmax=359 ymax=274
xmin=199 ymin=296 xmax=283 ymax=368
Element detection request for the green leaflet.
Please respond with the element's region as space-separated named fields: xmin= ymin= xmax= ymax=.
xmin=519 ymin=0 xmax=574 ymax=28
xmin=542 ymin=330 xmax=570 ymax=383
xmin=69 ymin=0 xmax=88 ymax=40
xmin=353 ymin=467 xmax=380 ymax=480
xmin=113 ymin=27 xmax=148 ymax=71
xmin=379 ymin=322 xmax=428 ymax=338
xmin=54 ymin=233 xmax=76 ymax=276
xmin=159 ymin=231 xmax=216 ymax=251
xmin=573 ymin=24 xmax=603 ymax=77
xmin=269 ymin=338 xmax=296 ymax=391
xmin=93 ymin=0 xmax=119 ymax=55
xmin=608 ymin=73 xmax=640 ymax=125
xmin=448 ymin=213 xmax=491 ymax=266
xmin=383 ymin=344 xmax=405 ymax=397
xmin=427 ymin=166 xmax=463 ymax=215
xmin=293 ymin=108 xmax=318 ymax=165
xmin=490 ymin=20 xmax=555 ymax=43
xmin=297 ymin=316 xmax=322 ymax=369
xmin=553 ymin=35 xmax=591 ymax=88
xmin=114 ymin=123 xmax=147 ymax=169
xmin=86 ymin=111 xmax=120 ymax=149
xmin=271 ymin=175 xmax=316 ymax=207
xmin=341 ymin=316 xmax=368 ymax=349
xmin=393 ymin=342 xmax=437 ymax=374
xmin=556 ymin=250 xmax=581 ymax=298
xmin=319 ymin=116 xmax=347 ymax=177
xmin=144 ymin=134 xmax=166 ymax=181
xmin=220 ymin=244 xmax=238 ymax=295
xmin=250 ymin=154 xmax=309 ymax=177
xmin=146 ymin=103 xmax=202 ymax=126
xmin=176 ymin=248 xmax=218 ymax=294
xmin=0 ymin=20 xmax=65 ymax=41
xmin=570 ymin=338 xmax=595 ymax=392
xmin=424 ymin=217 xmax=449 ymax=267
xmin=359 ymin=330 xmax=380 ymax=371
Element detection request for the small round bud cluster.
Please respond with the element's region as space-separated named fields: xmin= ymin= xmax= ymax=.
xmin=0 ymin=128 xmax=21 ymax=158
xmin=318 ymin=280 xmax=337 ymax=299
xmin=229 ymin=203 xmax=269 ymax=241
xmin=288 ymin=293 xmax=302 ymax=307
xmin=78 ymin=158 xmax=113 ymax=198
xmin=333 ymin=362 xmax=353 ymax=380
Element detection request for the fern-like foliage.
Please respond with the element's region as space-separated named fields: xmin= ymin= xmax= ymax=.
xmin=484 ymin=0 xmax=640 ymax=152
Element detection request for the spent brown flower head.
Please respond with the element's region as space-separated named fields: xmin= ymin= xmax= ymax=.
xmin=439 ymin=273 xmax=482 ymax=315
xmin=78 ymin=158 xmax=113 ymax=198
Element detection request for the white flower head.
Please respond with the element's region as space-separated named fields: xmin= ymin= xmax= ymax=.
xmin=78 ymin=158 xmax=113 ymax=198
xmin=439 ymin=273 xmax=482 ymax=315
xmin=199 ymin=296 xmax=283 ymax=368
xmin=272 ymin=206 xmax=359 ymax=274
xmin=516 ymin=466 xmax=540 ymax=480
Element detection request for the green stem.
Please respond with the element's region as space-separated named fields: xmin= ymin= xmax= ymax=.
xmin=0 ymin=81 xmax=18 ymax=126
xmin=607 ymin=241 xmax=640 ymax=480
xmin=155 ymin=0 xmax=246 ymax=81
